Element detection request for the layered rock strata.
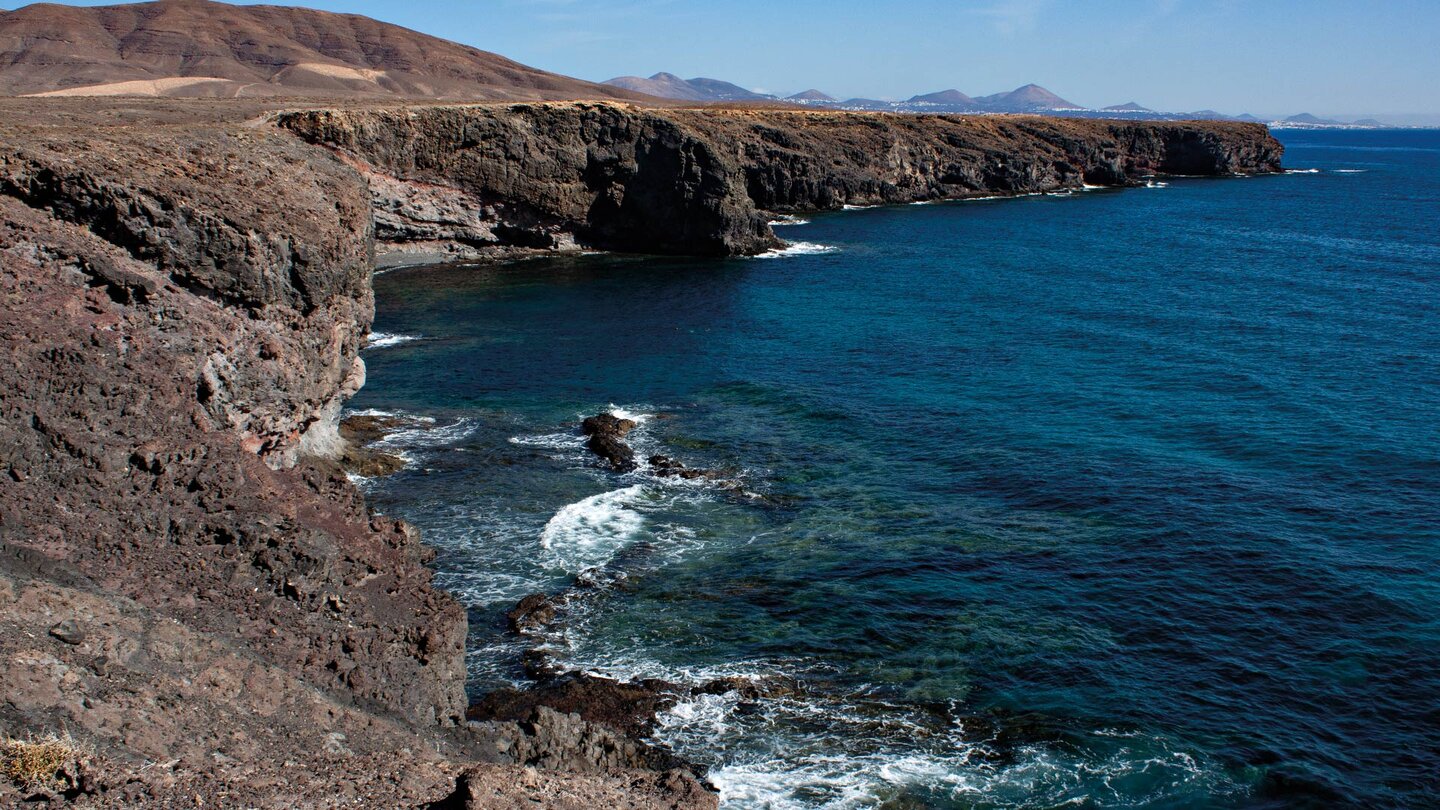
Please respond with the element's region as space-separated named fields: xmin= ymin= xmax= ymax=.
xmin=278 ymin=103 xmax=1283 ymax=262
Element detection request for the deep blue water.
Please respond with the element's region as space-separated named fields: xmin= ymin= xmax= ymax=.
xmin=352 ymin=129 xmax=1440 ymax=809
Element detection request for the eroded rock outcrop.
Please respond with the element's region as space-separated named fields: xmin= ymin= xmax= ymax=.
xmin=582 ymin=412 xmax=640 ymax=472
xmin=279 ymin=103 xmax=1283 ymax=262
xmin=0 ymin=102 xmax=714 ymax=808
xmin=278 ymin=104 xmax=779 ymax=263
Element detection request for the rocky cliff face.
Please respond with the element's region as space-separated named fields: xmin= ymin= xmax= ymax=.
xmin=0 ymin=96 xmax=1280 ymax=807
xmin=278 ymin=104 xmax=778 ymax=263
xmin=0 ymin=101 xmax=714 ymax=808
xmin=279 ymin=103 xmax=1282 ymax=263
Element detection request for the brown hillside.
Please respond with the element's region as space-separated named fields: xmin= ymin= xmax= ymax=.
xmin=0 ymin=0 xmax=650 ymax=100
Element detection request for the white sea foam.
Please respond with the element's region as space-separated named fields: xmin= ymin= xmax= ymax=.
xmin=681 ymin=710 xmax=1227 ymax=810
xmin=373 ymin=417 xmax=476 ymax=451
xmin=344 ymin=407 xmax=435 ymax=423
xmin=509 ymin=431 xmax=585 ymax=451
xmin=366 ymin=332 xmax=421 ymax=349
xmin=1145 ymin=180 xmax=1170 ymax=188
xmin=1332 ymin=168 xmax=1368 ymax=173
xmin=841 ymin=203 xmax=879 ymax=210
xmin=754 ymin=242 xmax=840 ymax=259
xmin=607 ymin=405 xmax=652 ymax=423
xmin=540 ymin=485 xmax=649 ymax=572
xmin=1285 ymin=168 xmax=1322 ymax=174
xmin=440 ymin=567 xmax=549 ymax=609
xmin=625 ymin=654 xmax=1240 ymax=810
xmin=768 ymin=215 xmax=812 ymax=226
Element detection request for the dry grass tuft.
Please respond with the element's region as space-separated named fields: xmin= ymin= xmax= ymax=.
xmin=2 ymin=733 xmax=81 ymax=788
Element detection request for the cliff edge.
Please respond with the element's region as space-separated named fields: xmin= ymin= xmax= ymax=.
xmin=0 ymin=97 xmax=1280 ymax=806
xmin=277 ymin=103 xmax=1283 ymax=264
xmin=0 ymin=99 xmax=714 ymax=808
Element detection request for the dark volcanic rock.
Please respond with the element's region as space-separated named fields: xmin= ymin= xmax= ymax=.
xmin=435 ymin=760 xmax=717 ymax=810
xmin=47 ymin=619 xmax=86 ymax=645
xmin=583 ymin=413 xmax=638 ymax=439
xmin=648 ymin=454 xmax=723 ymax=481
xmin=507 ymin=593 xmax=560 ymax=634
xmin=279 ymin=104 xmax=782 ymax=261
xmin=694 ymin=674 xmax=802 ymax=700
xmin=338 ymin=413 xmax=408 ymax=477
xmin=340 ymin=445 xmax=407 ymax=477
xmin=340 ymin=413 xmax=408 ymax=445
xmin=469 ymin=673 xmax=682 ymax=743
xmin=582 ymin=413 xmax=640 ymax=472
xmin=280 ymin=104 xmax=1282 ymax=263
xmin=0 ymin=99 xmax=713 ymax=809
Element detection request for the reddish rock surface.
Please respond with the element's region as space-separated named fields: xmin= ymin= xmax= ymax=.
xmin=0 ymin=92 xmax=1283 ymax=806
xmin=0 ymin=99 xmax=714 ymax=808
xmin=0 ymin=0 xmax=650 ymax=101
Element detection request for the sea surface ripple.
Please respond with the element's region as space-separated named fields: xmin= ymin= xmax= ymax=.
xmin=351 ymin=129 xmax=1440 ymax=809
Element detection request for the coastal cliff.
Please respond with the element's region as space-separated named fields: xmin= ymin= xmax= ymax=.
xmin=0 ymin=97 xmax=1280 ymax=806
xmin=0 ymin=101 xmax=715 ymax=808
xmin=277 ymin=103 xmax=1283 ymax=263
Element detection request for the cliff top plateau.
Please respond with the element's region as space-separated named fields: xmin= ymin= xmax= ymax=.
xmin=0 ymin=0 xmax=649 ymax=100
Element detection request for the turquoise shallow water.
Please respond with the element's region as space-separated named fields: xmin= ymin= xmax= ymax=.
xmin=351 ymin=129 xmax=1440 ymax=808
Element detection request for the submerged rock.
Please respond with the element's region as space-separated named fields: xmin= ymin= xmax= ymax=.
xmin=694 ymin=674 xmax=803 ymax=701
xmin=647 ymin=455 xmax=724 ymax=481
xmin=339 ymin=413 xmax=407 ymax=445
xmin=337 ymin=413 xmax=409 ymax=477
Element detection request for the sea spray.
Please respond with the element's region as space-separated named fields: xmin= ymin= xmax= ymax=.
xmin=539 ymin=485 xmax=649 ymax=573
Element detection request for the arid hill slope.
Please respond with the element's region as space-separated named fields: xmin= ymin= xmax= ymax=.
xmin=0 ymin=0 xmax=649 ymax=100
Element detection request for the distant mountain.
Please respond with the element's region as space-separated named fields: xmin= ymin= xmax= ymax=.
xmin=786 ymin=89 xmax=836 ymax=102
xmin=1284 ymin=113 xmax=1346 ymax=126
xmin=602 ymin=72 xmax=772 ymax=102
xmin=0 ymin=0 xmax=644 ymax=100
xmin=1352 ymin=118 xmax=1385 ymax=127
xmin=686 ymin=77 xmax=772 ymax=101
xmin=596 ymin=70 xmax=1375 ymax=127
xmin=975 ymin=84 xmax=1080 ymax=111
xmin=907 ymin=89 xmax=977 ymax=107
xmin=607 ymin=74 xmax=1091 ymax=115
xmin=602 ymin=72 xmax=711 ymax=100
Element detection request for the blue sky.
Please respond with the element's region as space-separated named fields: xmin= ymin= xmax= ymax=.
xmin=8 ymin=0 xmax=1439 ymax=116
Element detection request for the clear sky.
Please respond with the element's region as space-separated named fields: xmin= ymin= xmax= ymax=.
xmin=6 ymin=0 xmax=1439 ymax=117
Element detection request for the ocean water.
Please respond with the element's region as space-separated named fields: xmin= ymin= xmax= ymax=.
xmin=351 ymin=129 xmax=1440 ymax=809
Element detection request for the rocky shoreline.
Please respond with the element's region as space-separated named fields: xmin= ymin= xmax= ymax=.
xmin=0 ymin=97 xmax=1281 ymax=806
xmin=277 ymin=103 xmax=1283 ymax=263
